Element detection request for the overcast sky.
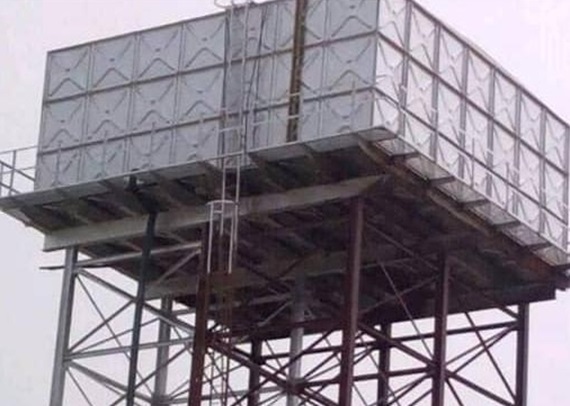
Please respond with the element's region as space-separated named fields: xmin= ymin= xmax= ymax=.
xmin=1 ymin=0 xmax=570 ymax=405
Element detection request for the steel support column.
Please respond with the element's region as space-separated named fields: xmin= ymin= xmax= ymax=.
xmin=188 ymin=228 xmax=211 ymax=406
xmin=126 ymin=210 xmax=157 ymax=406
xmin=515 ymin=304 xmax=529 ymax=406
xmin=432 ymin=255 xmax=450 ymax=406
xmin=287 ymin=271 xmax=306 ymax=406
xmin=377 ymin=323 xmax=391 ymax=405
xmin=247 ymin=340 xmax=262 ymax=406
xmin=49 ymin=247 xmax=78 ymax=406
xmin=153 ymin=298 xmax=173 ymax=405
xmin=338 ymin=197 xmax=364 ymax=406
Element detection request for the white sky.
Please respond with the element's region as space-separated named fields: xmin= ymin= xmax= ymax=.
xmin=1 ymin=0 xmax=570 ymax=405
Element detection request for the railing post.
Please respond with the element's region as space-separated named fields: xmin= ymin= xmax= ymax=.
xmin=0 ymin=161 xmax=4 ymax=197
xmin=9 ymin=150 xmax=17 ymax=196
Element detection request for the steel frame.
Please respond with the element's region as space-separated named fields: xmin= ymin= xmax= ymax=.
xmin=48 ymin=249 xmax=195 ymax=406
xmin=49 ymin=193 xmax=532 ymax=405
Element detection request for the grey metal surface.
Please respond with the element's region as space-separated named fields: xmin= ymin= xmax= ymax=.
xmin=10 ymin=0 xmax=567 ymax=258
xmin=36 ymin=0 xmax=379 ymax=190
xmin=370 ymin=0 xmax=569 ymax=254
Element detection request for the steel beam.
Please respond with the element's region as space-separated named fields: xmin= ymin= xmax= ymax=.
xmin=49 ymin=247 xmax=78 ymax=406
xmin=44 ymin=176 xmax=383 ymax=251
xmin=145 ymin=244 xmax=401 ymax=299
xmin=338 ymin=197 xmax=364 ymax=406
xmin=432 ymin=255 xmax=450 ymax=406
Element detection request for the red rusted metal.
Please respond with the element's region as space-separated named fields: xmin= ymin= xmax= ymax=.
xmin=338 ymin=197 xmax=364 ymax=406
xmin=432 ymin=255 xmax=450 ymax=406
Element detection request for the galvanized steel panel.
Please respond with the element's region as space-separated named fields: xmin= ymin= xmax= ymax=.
xmin=131 ymin=77 xmax=177 ymax=133
xmin=372 ymin=0 xmax=570 ymax=252
xmin=177 ymin=69 xmax=224 ymax=123
xmin=40 ymin=98 xmax=86 ymax=151
xmin=181 ymin=15 xmax=226 ymax=71
xmin=86 ymin=88 xmax=130 ymax=143
xmin=127 ymin=130 xmax=173 ymax=172
xmin=322 ymin=35 xmax=376 ymax=93
xmin=91 ymin=35 xmax=135 ymax=90
xmin=81 ymin=139 xmax=126 ymax=180
xmin=33 ymin=0 xmax=570 ymax=255
xmin=137 ymin=25 xmax=182 ymax=80
xmin=173 ymin=121 xmax=220 ymax=164
xmin=45 ymin=45 xmax=90 ymax=100
xmin=327 ymin=0 xmax=379 ymax=39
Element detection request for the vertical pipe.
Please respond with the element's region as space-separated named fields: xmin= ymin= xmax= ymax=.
xmin=432 ymin=255 xmax=450 ymax=406
xmin=188 ymin=227 xmax=211 ymax=406
xmin=153 ymin=298 xmax=173 ymax=405
xmin=377 ymin=323 xmax=392 ymax=405
xmin=286 ymin=0 xmax=308 ymax=142
xmin=287 ymin=271 xmax=306 ymax=406
xmin=49 ymin=247 xmax=78 ymax=406
xmin=247 ymin=340 xmax=262 ymax=406
xmin=126 ymin=211 xmax=157 ymax=406
xmin=338 ymin=197 xmax=364 ymax=406
xmin=515 ymin=304 xmax=529 ymax=406
xmin=430 ymin=24 xmax=442 ymax=162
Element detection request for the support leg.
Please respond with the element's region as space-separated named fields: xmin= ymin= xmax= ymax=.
xmin=49 ymin=247 xmax=78 ymax=406
xmin=247 ymin=340 xmax=262 ymax=406
xmin=377 ymin=323 xmax=391 ymax=405
xmin=515 ymin=304 xmax=529 ymax=406
xmin=188 ymin=227 xmax=211 ymax=406
xmin=127 ymin=211 xmax=157 ymax=406
xmin=287 ymin=271 xmax=306 ymax=406
xmin=153 ymin=298 xmax=173 ymax=405
xmin=338 ymin=197 xmax=364 ymax=406
xmin=432 ymin=255 xmax=449 ymax=406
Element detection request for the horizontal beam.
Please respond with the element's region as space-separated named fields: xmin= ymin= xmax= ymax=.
xmin=358 ymin=141 xmax=559 ymax=282
xmin=44 ymin=176 xmax=384 ymax=251
xmin=41 ymin=242 xmax=201 ymax=270
xmin=145 ymin=244 xmax=401 ymax=299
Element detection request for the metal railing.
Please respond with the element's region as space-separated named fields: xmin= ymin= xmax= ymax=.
xmin=1 ymin=86 xmax=569 ymax=257
xmin=0 ymin=146 xmax=36 ymax=198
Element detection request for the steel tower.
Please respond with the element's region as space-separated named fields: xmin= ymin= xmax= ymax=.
xmin=1 ymin=0 xmax=569 ymax=405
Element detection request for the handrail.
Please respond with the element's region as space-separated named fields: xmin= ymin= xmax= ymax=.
xmin=0 ymin=145 xmax=37 ymax=198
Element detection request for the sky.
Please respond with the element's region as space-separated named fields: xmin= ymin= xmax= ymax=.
xmin=1 ymin=0 xmax=570 ymax=405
